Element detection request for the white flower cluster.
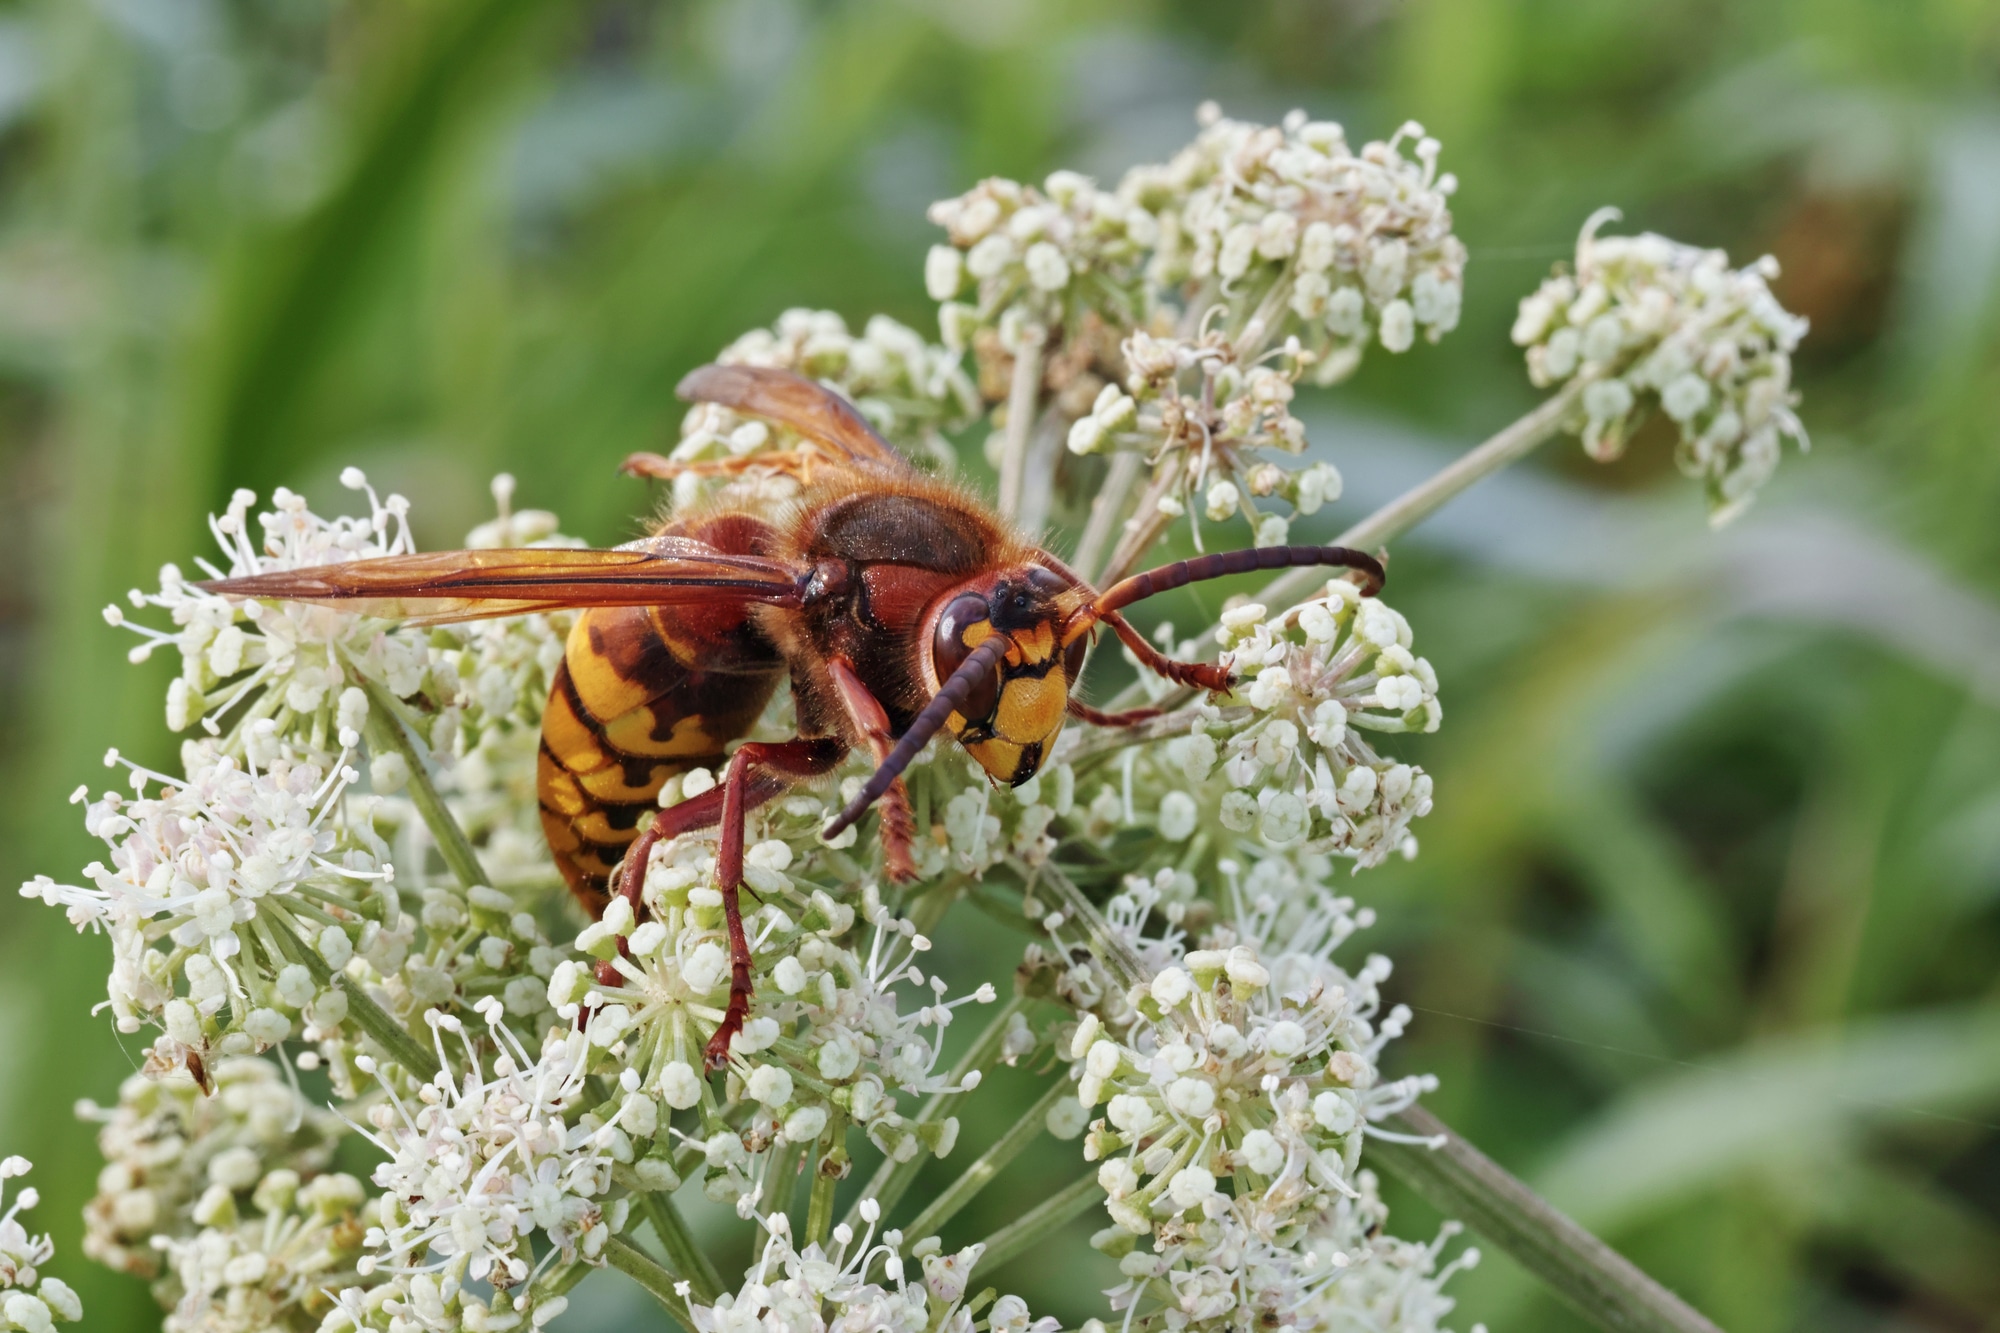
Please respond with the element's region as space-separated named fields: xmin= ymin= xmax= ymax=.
xmin=690 ymin=1201 xmax=1055 ymax=1333
xmin=1069 ymin=888 xmax=1434 ymax=1333
xmin=920 ymin=107 xmax=1462 ymax=561
xmin=104 ymin=475 xmax=453 ymax=762
xmin=555 ymin=826 xmax=991 ymax=1211
xmin=928 ymin=172 xmax=1159 ymax=354
xmin=671 ymin=309 xmax=980 ymax=490
xmin=1126 ymin=106 xmax=1466 ymax=381
xmin=352 ymin=1006 xmax=620 ymax=1296
xmin=1299 ymin=1178 xmax=1483 ymax=1333
xmin=1121 ymin=581 xmax=1440 ymax=869
xmin=79 ymin=1057 xmax=355 ymax=1325
xmin=0 ymin=1159 xmax=82 ymax=1333
xmin=318 ymin=1271 xmax=567 ymax=1333
xmin=1513 ymin=208 xmax=1810 ymax=524
xmin=23 ymin=745 xmax=382 ymax=1054
xmin=1068 ymin=327 xmax=1345 ymax=551
xmin=156 ymin=1168 xmax=369 ymax=1333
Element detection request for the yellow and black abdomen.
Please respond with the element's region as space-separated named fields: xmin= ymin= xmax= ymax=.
xmin=538 ymin=521 xmax=785 ymax=911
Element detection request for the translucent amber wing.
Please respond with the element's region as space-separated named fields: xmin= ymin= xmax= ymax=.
xmin=198 ymin=544 xmax=808 ymax=625
xmin=677 ymin=363 xmax=910 ymax=471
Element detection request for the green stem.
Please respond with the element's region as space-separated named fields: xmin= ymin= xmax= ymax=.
xmin=1368 ymin=1105 xmax=1722 ymax=1333
xmin=805 ymin=1111 xmax=848 ymax=1249
xmin=527 ymin=1256 xmax=593 ymax=1304
xmin=844 ymin=991 xmax=1027 ymax=1229
xmin=603 ymin=1233 xmax=698 ymax=1332
xmin=996 ymin=338 xmax=1044 ymax=521
xmin=969 ymin=1170 xmax=1103 ymax=1274
xmin=1029 ymin=861 xmax=1146 ymax=988
xmin=905 ymin=1078 xmax=1069 ymax=1241
xmin=267 ymin=911 xmax=436 ymax=1078
xmin=1074 ymin=449 xmax=1145 ymax=584
xmin=1256 ymin=377 xmax=1589 ymax=611
xmin=636 ymin=1189 xmax=724 ymax=1304
xmin=359 ymin=678 xmax=490 ymax=892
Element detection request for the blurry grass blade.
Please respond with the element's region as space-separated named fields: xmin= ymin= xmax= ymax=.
xmin=1762 ymin=1151 xmax=2000 ymax=1308
xmin=193 ymin=0 xmax=565 ymax=499
xmin=1534 ymin=1005 xmax=2000 ymax=1232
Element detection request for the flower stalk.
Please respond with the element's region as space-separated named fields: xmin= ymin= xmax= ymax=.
xmin=360 ymin=677 xmax=491 ymax=893
xmin=971 ymin=1170 xmax=1104 ymax=1274
xmin=845 ymin=990 xmax=1028 ymax=1227
xmin=905 ymin=1078 xmax=1071 ymax=1241
xmin=268 ymin=910 xmax=437 ymax=1079
xmin=603 ymin=1233 xmax=697 ymax=1332
xmin=634 ymin=1189 xmax=724 ymax=1304
xmin=1368 ymin=1105 xmax=1724 ymax=1333
xmin=1259 ymin=376 xmax=1589 ymax=610
xmin=996 ymin=340 xmax=1043 ymax=519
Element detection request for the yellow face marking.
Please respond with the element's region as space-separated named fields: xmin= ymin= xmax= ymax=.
xmin=1011 ymin=621 xmax=1056 ymax=666
xmin=995 ymin=672 xmax=1066 ymax=743
xmin=967 ymin=738 xmax=1024 ymax=780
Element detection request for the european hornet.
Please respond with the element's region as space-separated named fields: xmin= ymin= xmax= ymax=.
xmin=204 ymin=366 xmax=1384 ymax=1068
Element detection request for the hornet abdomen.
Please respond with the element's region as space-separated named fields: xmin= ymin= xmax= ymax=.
xmin=537 ymin=513 xmax=785 ymax=909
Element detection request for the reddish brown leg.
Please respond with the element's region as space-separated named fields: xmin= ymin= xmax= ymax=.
xmin=1068 ymin=699 xmax=1169 ymax=727
xmin=826 ymin=656 xmax=917 ymax=882
xmin=1101 ymin=609 xmax=1235 ymax=694
xmin=592 ymin=815 xmax=678 ymax=991
xmin=705 ymin=738 xmax=847 ymax=1070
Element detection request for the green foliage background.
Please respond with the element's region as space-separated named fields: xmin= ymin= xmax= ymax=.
xmin=1 ymin=1 xmax=1997 ymax=1329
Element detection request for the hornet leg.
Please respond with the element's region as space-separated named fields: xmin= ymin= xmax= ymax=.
xmin=705 ymin=737 xmax=848 ymax=1070
xmin=1068 ymin=699 xmax=1169 ymax=727
xmin=826 ymin=656 xmax=918 ymax=883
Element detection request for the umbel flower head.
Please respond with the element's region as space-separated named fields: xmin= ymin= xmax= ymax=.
xmin=23 ymin=744 xmax=384 ymax=1056
xmin=928 ymin=170 xmax=1159 ymax=372
xmin=1063 ymin=886 xmax=1435 ymax=1333
xmin=102 ymin=474 xmax=456 ymax=762
xmin=1125 ymin=105 xmax=1466 ymax=380
xmin=351 ymin=1003 xmax=624 ymax=1293
xmin=1082 ymin=579 xmax=1439 ymax=870
xmin=0 ymin=1157 xmax=83 ymax=1333
xmin=1513 ymin=207 xmax=1810 ymax=524
xmin=688 ymin=1200 xmax=1055 ymax=1333
xmin=78 ymin=1056 xmax=350 ymax=1300
xmin=154 ymin=1169 xmax=369 ymax=1333
xmin=559 ymin=825 xmax=989 ymax=1210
